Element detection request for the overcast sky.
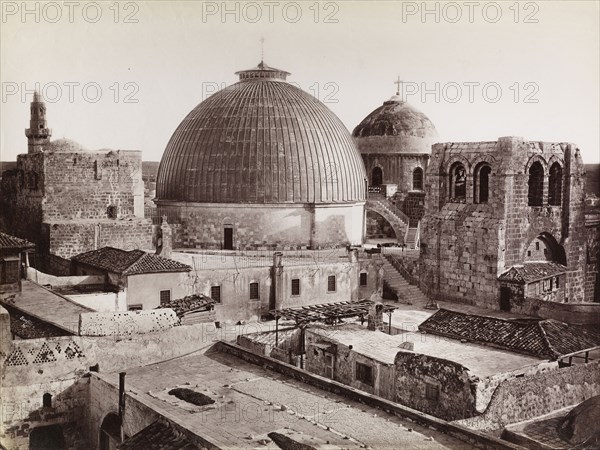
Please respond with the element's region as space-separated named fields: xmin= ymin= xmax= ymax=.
xmin=1 ymin=1 xmax=598 ymax=165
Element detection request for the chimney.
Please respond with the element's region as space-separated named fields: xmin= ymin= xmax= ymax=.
xmin=118 ymin=372 xmax=126 ymax=442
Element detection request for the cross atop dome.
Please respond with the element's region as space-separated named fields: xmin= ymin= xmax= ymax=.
xmin=394 ymin=76 xmax=402 ymax=96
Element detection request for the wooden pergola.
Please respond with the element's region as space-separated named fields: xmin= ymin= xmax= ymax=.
xmin=270 ymin=299 xmax=398 ymax=358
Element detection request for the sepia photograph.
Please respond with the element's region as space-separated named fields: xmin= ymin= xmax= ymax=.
xmin=0 ymin=1 xmax=599 ymax=449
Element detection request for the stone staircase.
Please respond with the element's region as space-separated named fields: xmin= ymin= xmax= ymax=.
xmin=366 ymin=194 xmax=410 ymax=243
xmin=404 ymin=227 xmax=419 ymax=249
xmin=380 ymin=256 xmax=429 ymax=305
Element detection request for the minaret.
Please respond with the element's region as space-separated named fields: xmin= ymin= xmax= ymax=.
xmin=25 ymin=91 xmax=52 ymax=153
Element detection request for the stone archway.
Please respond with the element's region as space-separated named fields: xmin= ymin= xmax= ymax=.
xmin=365 ymin=197 xmax=409 ymax=243
xmin=525 ymin=232 xmax=567 ymax=266
xmin=99 ymin=413 xmax=121 ymax=450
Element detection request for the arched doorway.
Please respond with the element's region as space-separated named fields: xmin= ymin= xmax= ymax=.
xmin=30 ymin=425 xmax=65 ymax=450
xmin=100 ymin=413 xmax=121 ymax=450
xmin=372 ymin=167 xmax=383 ymax=186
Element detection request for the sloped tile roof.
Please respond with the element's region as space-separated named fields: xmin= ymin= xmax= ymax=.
xmin=156 ymin=294 xmax=214 ymax=317
xmin=0 ymin=232 xmax=35 ymax=250
xmin=419 ymin=309 xmax=600 ymax=359
xmin=118 ymin=419 xmax=197 ymax=450
xmin=72 ymin=247 xmax=190 ymax=275
xmin=499 ymin=262 xmax=567 ymax=283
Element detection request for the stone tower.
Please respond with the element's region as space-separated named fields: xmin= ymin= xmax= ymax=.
xmin=25 ymin=91 xmax=52 ymax=154
xmin=419 ymin=136 xmax=588 ymax=311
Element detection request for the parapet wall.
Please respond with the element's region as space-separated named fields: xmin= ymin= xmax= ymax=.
xmin=26 ymin=267 xmax=104 ymax=287
xmin=455 ymin=361 xmax=600 ymax=432
xmin=79 ymin=309 xmax=179 ymax=336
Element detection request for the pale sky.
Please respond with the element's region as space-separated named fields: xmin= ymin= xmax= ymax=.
xmin=1 ymin=1 xmax=599 ymax=164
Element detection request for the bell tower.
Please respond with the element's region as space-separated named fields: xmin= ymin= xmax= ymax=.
xmin=25 ymin=91 xmax=52 ymax=153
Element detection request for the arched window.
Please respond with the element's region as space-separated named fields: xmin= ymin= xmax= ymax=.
xmin=43 ymin=393 xmax=52 ymax=408
xmin=548 ymin=162 xmax=562 ymax=206
xmin=449 ymin=162 xmax=466 ymax=201
xmin=474 ymin=164 xmax=491 ymax=203
xmin=412 ymin=167 xmax=423 ymax=190
xmin=372 ymin=167 xmax=383 ymax=186
xmin=528 ymin=162 xmax=544 ymax=206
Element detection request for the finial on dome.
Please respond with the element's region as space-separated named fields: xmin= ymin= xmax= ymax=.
xmin=33 ymin=90 xmax=41 ymax=103
xmin=394 ymin=76 xmax=402 ymax=96
xmin=260 ymin=36 xmax=265 ymax=63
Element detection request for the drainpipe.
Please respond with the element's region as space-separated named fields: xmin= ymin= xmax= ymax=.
xmin=118 ymin=372 xmax=126 ymax=442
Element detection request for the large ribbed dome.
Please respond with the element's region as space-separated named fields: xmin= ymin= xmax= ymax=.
xmin=157 ymin=62 xmax=366 ymax=204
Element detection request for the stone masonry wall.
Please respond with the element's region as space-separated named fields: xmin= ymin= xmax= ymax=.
xmin=2 ymin=150 xmax=145 ymax=258
xmin=42 ymin=150 xmax=143 ymax=221
xmin=394 ymin=352 xmax=476 ymax=421
xmin=43 ymin=219 xmax=153 ymax=259
xmin=157 ymin=202 xmax=364 ymax=250
xmin=420 ymin=137 xmax=588 ymax=310
xmin=455 ymin=361 xmax=600 ymax=432
xmin=361 ymin=153 xmax=429 ymax=194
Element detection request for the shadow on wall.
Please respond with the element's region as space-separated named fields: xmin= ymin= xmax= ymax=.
xmin=2 ymin=378 xmax=90 ymax=450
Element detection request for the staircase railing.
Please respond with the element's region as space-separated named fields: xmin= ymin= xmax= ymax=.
xmin=384 ymin=254 xmax=418 ymax=286
xmin=414 ymin=221 xmax=421 ymax=248
xmin=367 ymin=192 xmax=410 ymax=225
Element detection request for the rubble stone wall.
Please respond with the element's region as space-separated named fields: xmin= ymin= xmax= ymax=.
xmin=455 ymin=361 xmax=600 ymax=432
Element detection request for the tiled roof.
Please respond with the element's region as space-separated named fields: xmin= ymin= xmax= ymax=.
xmin=419 ymin=309 xmax=600 ymax=359
xmin=118 ymin=419 xmax=197 ymax=450
xmin=72 ymin=247 xmax=191 ymax=275
xmin=2 ymin=303 xmax=72 ymax=339
xmin=0 ymin=232 xmax=34 ymax=250
xmin=499 ymin=262 xmax=566 ymax=283
xmin=156 ymin=294 xmax=215 ymax=317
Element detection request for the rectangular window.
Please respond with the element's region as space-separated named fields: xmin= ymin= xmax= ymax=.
xmin=327 ymin=275 xmax=336 ymax=292
xmin=159 ymin=289 xmax=171 ymax=306
xmin=291 ymin=278 xmax=300 ymax=296
xmin=425 ymin=382 xmax=439 ymax=401
xmin=249 ymin=282 xmax=259 ymax=300
xmin=555 ymin=277 xmax=560 ymax=288
xmin=94 ymin=160 xmax=102 ymax=180
xmin=359 ymin=272 xmax=368 ymax=286
xmin=543 ymin=278 xmax=551 ymax=292
xmin=210 ymin=285 xmax=221 ymax=303
xmin=128 ymin=304 xmax=142 ymax=311
xmin=355 ymin=362 xmax=374 ymax=386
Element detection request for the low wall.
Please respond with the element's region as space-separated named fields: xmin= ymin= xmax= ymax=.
xmin=508 ymin=298 xmax=600 ymax=325
xmin=214 ymin=341 xmax=522 ymax=450
xmin=79 ymin=309 xmax=179 ymax=336
xmin=66 ymin=291 xmax=127 ymax=312
xmin=26 ymin=267 xmax=105 ymax=288
xmin=455 ymin=361 xmax=600 ymax=432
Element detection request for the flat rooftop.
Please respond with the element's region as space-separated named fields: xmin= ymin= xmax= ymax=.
xmin=99 ymin=349 xmax=475 ymax=449
xmin=310 ymin=324 xmax=543 ymax=378
xmin=171 ymin=249 xmax=349 ymax=270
